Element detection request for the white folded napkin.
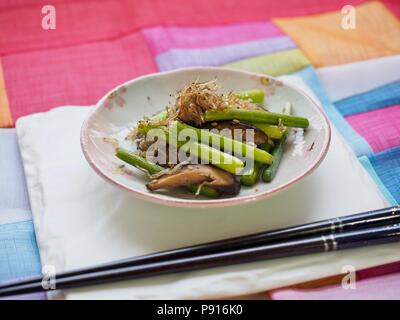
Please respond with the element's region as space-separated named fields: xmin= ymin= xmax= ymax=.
xmin=16 ymin=77 xmax=399 ymax=300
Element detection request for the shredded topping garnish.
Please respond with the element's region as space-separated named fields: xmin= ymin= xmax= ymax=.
xmin=172 ymin=79 xmax=261 ymax=126
xmin=131 ymin=79 xmax=263 ymax=141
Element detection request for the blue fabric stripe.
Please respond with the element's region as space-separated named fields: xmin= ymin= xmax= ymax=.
xmin=335 ymin=80 xmax=400 ymax=117
xmin=292 ymin=67 xmax=396 ymax=204
xmin=359 ymin=156 xmax=397 ymax=206
xmin=292 ymin=66 xmax=372 ymax=157
xmin=0 ymin=129 xmax=42 ymax=297
xmin=0 ymin=220 xmax=42 ymax=282
xmin=367 ymin=146 xmax=400 ymax=204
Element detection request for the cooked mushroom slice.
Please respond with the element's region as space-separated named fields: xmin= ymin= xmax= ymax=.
xmin=203 ymin=121 xmax=268 ymax=145
xmin=146 ymin=164 xmax=240 ymax=195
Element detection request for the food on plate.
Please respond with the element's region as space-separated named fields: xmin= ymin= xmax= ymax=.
xmin=147 ymin=164 xmax=241 ymax=195
xmin=114 ymin=79 xmax=310 ymax=198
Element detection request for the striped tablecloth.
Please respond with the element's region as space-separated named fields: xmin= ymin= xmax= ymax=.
xmin=0 ymin=0 xmax=399 ymax=299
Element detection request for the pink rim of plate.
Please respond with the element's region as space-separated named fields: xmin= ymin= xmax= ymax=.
xmin=81 ymin=67 xmax=331 ymax=208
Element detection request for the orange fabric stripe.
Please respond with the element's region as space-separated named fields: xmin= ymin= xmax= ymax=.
xmin=274 ymin=2 xmax=400 ymax=67
xmin=0 ymin=58 xmax=12 ymax=127
xmin=288 ymin=274 xmax=347 ymax=289
xmin=266 ymin=274 xmax=351 ymax=299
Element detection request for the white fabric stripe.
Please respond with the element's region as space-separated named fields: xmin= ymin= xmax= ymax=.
xmin=0 ymin=208 xmax=32 ymax=225
xmin=316 ymin=55 xmax=400 ymax=102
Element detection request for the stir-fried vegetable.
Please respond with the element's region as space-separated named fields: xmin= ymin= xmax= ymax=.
xmin=204 ymin=109 xmax=309 ymax=128
xmin=116 ymin=148 xmax=163 ymax=175
xmin=262 ymin=103 xmax=292 ymax=182
xmin=147 ymin=164 xmax=240 ymax=196
xmin=159 ymin=125 xmax=245 ymax=174
xmin=115 ymin=148 xmax=219 ymax=198
xmin=240 ymin=142 xmax=273 ymax=186
xmin=235 ymin=89 xmax=264 ymax=104
xmin=245 ymin=123 xmax=285 ymax=139
xmin=175 ymin=121 xmax=273 ymax=165
xmin=240 ymin=161 xmax=264 ymax=187
xmin=113 ymin=79 xmax=309 ymax=198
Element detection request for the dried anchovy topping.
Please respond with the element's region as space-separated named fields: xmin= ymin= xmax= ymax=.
xmin=174 ymin=79 xmax=260 ymax=126
xmin=130 ymin=79 xmax=263 ymax=140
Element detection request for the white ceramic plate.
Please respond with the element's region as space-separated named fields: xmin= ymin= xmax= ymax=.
xmin=81 ymin=67 xmax=331 ymax=207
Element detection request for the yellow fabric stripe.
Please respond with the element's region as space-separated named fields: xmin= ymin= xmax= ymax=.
xmin=224 ymin=48 xmax=310 ymax=76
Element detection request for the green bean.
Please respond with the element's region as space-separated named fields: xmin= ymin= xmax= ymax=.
xmin=250 ymin=102 xmax=291 ymax=139
xmin=159 ymin=124 xmax=245 ymax=174
xmin=173 ymin=140 xmax=244 ymax=175
xmin=149 ymin=110 xmax=168 ymax=122
xmin=261 ymin=138 xmax=286 ymax=182
xmin=185 ymin=184 xmax=219 ymax=198
xmin=175 ymin=121 xmax=273 ymax=165
xmin=205 ymin=109 xmax=309 ymax=128
xmin=235 ymin=89 xmax=264 ymax=104
xmin=115 ymin=148 xmax=219 ymax=198
xmin=240 ymin=141 xmax=273 ymax=186
xmin=240 ymin=161 xmax=263 ymax=186
xmin=262 ymin=103 xmax=292 ymax=182
xmin=244 ymin=122 xmax=285 ymax=139
xmin=116 ymin=148 xmax=163 ymax=175
xmin=257 ymin=142 xmax=273 ymax=152
xmin=136 ymin=111 xmax=168 ymax=135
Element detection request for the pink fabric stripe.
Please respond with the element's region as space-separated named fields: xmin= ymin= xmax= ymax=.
xmin=270 ymin=272 xmax=400 ymax=300
xmin=358 ymin=261 xmax=400 ymax=280
xmin=0 ymin=0 xmax=70 ymax=10
xmin=383 ymin=0 xmax=400 ymax=18
xmin=141 ymin=21 xmax=284 ymax=56
xmin=2 ymin=32 xmax=157 ymax=123
xmin=346 ymin=104 xmax=400 ymax=152
xmin=0 ymin=0 xmax=367 ymax=55
xmin=0 ymin=0 xmax=139 ymax=55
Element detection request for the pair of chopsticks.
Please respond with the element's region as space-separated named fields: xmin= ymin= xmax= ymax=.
xmin=0 ymin=205 xmax=399 ymax=297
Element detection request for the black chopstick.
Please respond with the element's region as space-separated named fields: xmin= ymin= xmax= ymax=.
xmin=1 ymin=205 xmax=399 ymax=291
xmin=1 ymin=223 xmax=399 ymax=297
